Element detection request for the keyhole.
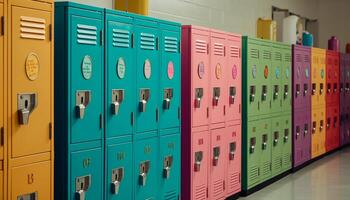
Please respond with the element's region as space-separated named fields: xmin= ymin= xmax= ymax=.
xmin=115 ymin=94 xmax=118 ymax=102
xmin=80 ymin=182 xmax=84 ymax=190
xmin=142 ymin=165 xmax=145 ymax=172
xmin=81 ymin=96 xmax=84 ymax=104
xmin=24 ymin=99 xmax=29 ymax=109
xmin=166 ymin=159 xmax=169 ymax=166
xmin=115 ymin=173 xmax=118 ymax=180
xmin=142 ymin=93 xmax=145 ymax=100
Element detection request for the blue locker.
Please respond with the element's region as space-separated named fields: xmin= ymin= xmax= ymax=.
xmin=54 ymin=2 xmax=104 ymax=200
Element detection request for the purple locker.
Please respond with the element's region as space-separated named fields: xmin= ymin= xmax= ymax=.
xmin=292 ymin=45 xmax=311 ymax=110
xmin=340 ymin=53 xmax=347 ymax=146
xmin=293 ymin=109 xmax=311 ymax=167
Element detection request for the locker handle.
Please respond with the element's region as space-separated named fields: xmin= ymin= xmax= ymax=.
xmin=0 ymin=127 xmax=3 ymax=146
xmin=0 ymin=16 xmax=4 ymax=36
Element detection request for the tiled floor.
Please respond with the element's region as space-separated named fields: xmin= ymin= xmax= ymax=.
xmin=241 ymin=147 xmax=350 ymax=200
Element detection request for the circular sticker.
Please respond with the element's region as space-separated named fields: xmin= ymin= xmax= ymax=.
xmin=252 ymin=65 xmax=257 ymax=79
xmin=215 ymin=63 xmax=222 ymax=79
xmin=286 ymin=68 xmax=290 ymax=78
xmin=144 ymin=59 xmax=152 ymax=79
xmin=297 ymin=67 xmax=301 ymax=78
xmin=117 ymin=57 xmax=126 ymax=79
xmin=275 ymin=67 xmax=280 ymax=79
xmin=305 ymin=67 xmax=310 ymax=78
xmin=198 ymin=62 xmax=205 ymax=79
xmin=232 ymin=65 xmax=238 ymax=79
xmin=264 ymin=65 xmax=269 ymax=79
xmin=25 ymin=53 xmax=40 ymax=81
xmin=82 ymin=55 xmax=92 ymax=80
xmin=167 ymin=61 xmax=174 ymax=80
xmin=321 ymin=69 xmax=325 ymax=79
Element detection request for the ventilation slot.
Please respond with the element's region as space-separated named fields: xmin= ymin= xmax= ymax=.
xmin=213 ymin=179 xmax=224 ymax=199
xmin=229 ymin=172 xmax=240 ymax=190
xmin=283 ymin=154 xmax=291 ymax=166
xmin=304 ymin=54 xmax=310 ymax=63
xmin=20 ymin=16 xmax=46 ymax=40
xmin=112 ymin=29 xmax=130 ymax=48
xmin=77 ymin=24 xmax=97 ymax=45
xmin=273 ymin=157 xmax=282 ymax=171
xmin=263 ymin=51 xmax=271 ymax=60
xmin=296 ymin=54 xmax=302 ymax=62
xmin=285 ymin=54 xmax=291 ymax=62
xmin=194 ymin=184 xmax=207 ymax=200
xmin=195 ymin=40 xmax=207 ymax=54
xmin=214 ymin=43 xmax=224 ymax=56
xmin=274 ymin=52 xmax=282 ymax=61
xmin=249 ymin=166 xmax=259 ymax=183
xmin=164 ymin=190 xmax=177 ymax=200
xmin=165 ymin=36 xmax=178 ymax=53
xmin=262 ymin=161 xmax=270 ymax=176
xmin=141 ymin=33 xmax=155 ymax=50
xmin=250 ymin=49 xmax=259 ymax=59
xmin=230 ymin=46 xmax=240 ymax=58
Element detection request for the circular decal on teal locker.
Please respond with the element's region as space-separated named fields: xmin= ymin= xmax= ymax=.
xmin=82 ymin=55 xmax=92 ymax=80
xmin=285 ymin=68 xmax=289 ymax=78
xmin=321 ymin=69 xmax=325 ymax=79
xmin=232 ymin=64 xmax=238 ymax=79
xmin=198 ymin=62 xmax=205 ymax=79
xmin=167 ymin=61 xmax=175 ymax=80
xmin=117 ymin=57 xmax=126 ymax=79
xmin=252 ymin=65 xmax=257 ymax=79
xmin=144 ymin=59 xmax=152 ymax=79
xmin=275 ymin=67 xmax=280 ymax=79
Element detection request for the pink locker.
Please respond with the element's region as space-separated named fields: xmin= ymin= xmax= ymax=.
xmin=225 ymin=124 xmax=241 ymax=196
xmin=209 ymin=128 xmax=226 ymax=200
xmin=210 ymin=30 xmax=227 ymax=127
xmin=226 ymin=33 xmax=242 ymax=122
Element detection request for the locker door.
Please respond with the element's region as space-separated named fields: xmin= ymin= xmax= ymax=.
xmin=260 ymin=43 xmax=272 ymax=115
xmin=271 ymin=117 xmax=282 ymax=176
xmin=326 ymin=53 xmax=333 ymax=104
xmin=333 ymin=107 xmax=340 ymax=149
xmin=159 ymin=29 xmax=181 ymax=130
xmin=326 ymin=106 xmax=332 ymax=151
xmin=210 ymin=33 xmax=226 ymax=125
xmin=319 ymin=108 xmax=326 ymax=154
xmin=0 ymin=169 xmax=2 ymax=200
xmin=302 ymin=110 xmax=312 ymax=163
xmin=318 ymin=53 xmax=326 ymax=106
xmin=259 ymin=119 xmax=271 ymax=181
xmin=293 ymin=49 xmax=304 ymax=109
xmin=225 ymin=125 xmax=241 ymax=195
xmin=333 ymin=55 xmax=340 ymax=105
xmin=226 ymin=36 xmax=241 ymax=122
xmin=70 ymin=13 xmax=103 ymax=143
xmin=271 ymin=45 xmax=282 ymax=114
xmin=293 ymin=110 xmax=304 ymax=167
xmin=191 ymin=32 xmax=210 ymax=127
xmin=246 ymin=121 xmax=260 ymax=188
xmin=303 ymin=51 xmax=311 ymax=109
xmin=135 ymin=25 xmax=159 ymax=133
xmin=0 ymin=2 xmax=3 ymax=162
xmin=10 ymin=6 xmax=52 ymax=157
xmin=311 ymin=110 xmax=318 ymax=158
xmin=282 ymin=48 xmax=292 ymax=113
xmin=281 ymin=115 xmax=292 ymax=170
xmin=208 ymin=128 xmax=226 ymax=200
xmin=106 ymin=15 xmax=135 ymax=138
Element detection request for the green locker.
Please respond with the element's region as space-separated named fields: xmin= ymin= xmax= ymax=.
xmin=271 ymin=117 xmax=283 ymax=176
xmin=281 ymin=114 xmax=292 ymax=171
xmin=260 ymin=42 xmax=272 ymax=116
xmin=259 ymin=119 xmax=272 ymax=182
xmin=281 ymin=45 xmax=292 ymax=114
xmin=271 ymin=43 xmax=282 ymax=114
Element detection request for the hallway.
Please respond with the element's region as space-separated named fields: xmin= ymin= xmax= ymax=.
xmin=241 ymin=147 xmax=350 ymax=200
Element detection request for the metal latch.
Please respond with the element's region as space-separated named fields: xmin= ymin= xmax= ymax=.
xmin=250 ymin=86 xmax=256 ymax=102
xmin=304 ymin=124 xmax=308 ymax=136
xmin=75 ymin=175 xmax=91 ymax=200
xmin=296 ymin=84 xmax=300 ymax=97
xmin=334 ymin=83 xmax=337 ymax=93
xmin=262 ymin=134 xmax=268 ymax=150
xmin=75 ymin=91 xmax=91 ymax=119
xmin=320 ymin=83 xmax=324 ymax=94
xmin=17 ymin=192 xmax=38 ymax=200
xmin=111 ymin=168 xmax=124 ymax=195
xmin=212 ymin=146 xmax=220 ymax=166
xmin=262 ymin=85 xmax=267 ymax=101
xmin=139 ymin=89 xmax=150 ymax=113
xmin=17 ymin=93 xmax=37 ymax=125
xmin=312 ymin=121 xmax=317 ymax=133
xmin=194 ymin=151 xmax=203 ymax=172
xmin=229 ymin=142 xmax=236 ymax=160
xmin=284 ymin=85 xmax=288 ymax=99
xmin=296 ymin=126 xmax=300 ymax=139
xmin=273 ymin=131 xmax=279 ymax=146
xmin=273 ymin=85 xmax=279 ymax=100
xmin=163 ymin=156 xmax=173 ymax=179
xmin=250 ymin=137 xmax=256 ymax=154
xmin=111 ymin=89 xmax=124 ymax=115
xmin=320 ymin=120 xmax=324 ymax=131
xmin=341 ymin=83 xmax=344 ymax=93
xmin=284 ymin=129 xmax=289 ymax=143
xmin=327 ymin=83 xmax=331 ymax=94
xmin=213 ymin=87 xmax=220 ymax=106
xmin=163 ymin=88 xmax=173 ymax=110
xmin=229 ymin=86 xmax=236 ymax=105
xmin=327 ymin=118 xmax=331 ymax=129
xmin=194 ymin=88 xmax=203 ymax=108
xmin=139 ymin=161 xmax=150 ymax=186
xmin=312 ymin=83 xmax=316 ymax=95
xmin=304 ymin=83 xmax=308 ymax=96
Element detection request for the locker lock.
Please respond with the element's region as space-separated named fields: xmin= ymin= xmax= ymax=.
xmin=284 ymin=85 xmax=289 ymax=99
xmin=75 ymin=91 xmax=91 ymax=119
xmin=262 ymin=85 xmax=267 ymax=101
xmin=229 ymin=142 xmax=236 ymax=160
xmin=212 ymin=146 xmax=220 ymax=166
xmin=213 ymin=87 xmax=221 ymax=106
xmin=346 ymin=83 xmax=350 ymax=93
xmin=138 ymin=161 xmax=150 ymax=186
xmin=75 ymin=175 xmax=91 ymax=200
xmin=334 ymin=83 xmax=337 ymax=93
xmin=262 ymin=134 xmax=268 ymax=150
xmin=312 ymin=121 xmax=317 ymax=133
xmin=229 ymin=86 xmax=236 ymax=105
xmin=194 ymin=151 xmax=203 ymax=172
xmin=17 ymin=192 xmax=38 ymax=200
xmin=111 ymin=89 xmax=124 ymax=115
xmin=163 ymin=88 xmax=173 ymax=110
xmin=250 ymin=86 xmax=256 ymax=102
xmin=194 ymin=88 xmax=203 ymax=108
xmin=304 ymin=124 xmax=309 ymax=136
xmin=296 ymin=126 xmax=300 ymax=139
xmin=327 ymin=118 xmax=331 ymax=129
xmin=304 ymin=84 xmax=308 ymax=96
xmin=320 ymin=83 xmax=324 ymax=94
xmin=284 ymin=129 xmax=289 ymax=143
xmin=340 ymin=83 xmax=344 ymax=93
xmin=139 ymin=89 xmax=150 ymax=113
xmin=273 ymin=131 xmax=279 ymax=146
xmin=17 ymin=93 xmax=37 ymax=125
xmin=250 ymin=137 xmax=256 ymax=154
xmin=111 ymin=168 xmax=124 ymax=195
xmin=296 ymin=84 xmax=300 ymax=97
xmin=327 ymin=83 xmax=331 ymax=94
xmin=312 ymin=83 xmax=316 ymax=95
xmin=320 ymin=120 xmax=324 ymax=131
xmin=163 ymin=156 xmax=173 ymax=179
xmin=273 ymin=85 xmax=279 ymax=100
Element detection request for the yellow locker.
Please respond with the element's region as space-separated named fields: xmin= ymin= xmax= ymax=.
xmin=257 ymin=18 xmax=277 ymax=41
xmin=0 ymin=1 xmax=5 ymax=200
xmin=311 ymin=107 xmax=326 ymax=158
xmin=318 ymin=108 xmax=326 ymax=155
xmin=311 ymin=48 xmax=326 ymax=108
xmin=115 ymin=0 xmax=149 ymax=15
xmin=6 ymin=0 xmax=54 ymax=199
xmin=0 ymin=167 xmax=3 ymax=200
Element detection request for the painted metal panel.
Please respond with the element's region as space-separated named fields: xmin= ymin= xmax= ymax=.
xmin=259 ymin=42 xmax=272 ymax=116
xmin=259 ymin=119 xmax=272 ymax=182
xmin=271 ymin=43 xmax=283 ymax=114
xmin=245 ymin=120 xmax=261 ymax=189
xmin=0 ymin=2 xmax=3 ymax=163
xmin=293 ymin=109 xmax=306 ymax=167
xmin=271 ymin=117 xmax=283 ymax=176
xmin=326 ymin=106 xmax=340 ymax=152
xmin=311 ymin=107 xmax=326 ymax=158
xmin=281 ymin=46 xmax=292 ymax=113
xmin=326 ymin=51 xmax=340 ymax=106
xmin=281 ymin=115 xmax=292 ymax=171
xmin=311 ymin=48 xmax=326 ymax=108
xmin=302 ymin=109 xmax=312 ymax=164
xmin=0 ymin=170 xmax=3 ymax=200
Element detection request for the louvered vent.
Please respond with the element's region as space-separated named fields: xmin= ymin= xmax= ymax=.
xmin=195 ymin=40 xmax=207 ymax=54
xmin=141 ymin=33 xmax=156 ymax=50
xmin=20 ymin=16 xmax=46 ymax=40
xmin=304 ymin=54 xmax=310 ymax=63
xmin=112 ymin=29 xmax=130 ymax=48
xmin=77 ymin=24 xmax=97 ymax=45
xmin=273 ymin=157 xmax=282 ymax=171
xmin=296 ymin=54 xmax=302 ymax=62
xmin=285 ymin=53 xmax=291 ymax=62
xmin=283 ymin=154 xmax=291 ymax=166
xmin=164 ymin=36 xmax=178 ymax=53
xmin=250 ymin=49 xmax=259 ymax=59
xmin=249 ymin=166 xmax=259 ymax=183
xmin=274 ymin=52 xmax=282 ymax=61
xmin=164 ymin=190 xmax=177 ymax=200
xmin=263 ymin=50 xmax=271 ymax=60
xmin=229 ymin=172 xmax=240 ymax=190
xmin=213 ymin=180 xmax=224 ymax=199
xmin=230 ymin=46 xmax=240 ymax=58
xmin=214 ymin=43 xmax=224 ymax=56
xmin=262 ymin=161 xmax=270 ymax=176
xmin=194 ymin=184 xmax=206 ymax=200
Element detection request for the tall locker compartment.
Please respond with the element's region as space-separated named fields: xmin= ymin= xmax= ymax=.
xmin=54 ymin=2 xmax=104 ymax=200
xmin=6 ymin=0 xmax=54 ymax=199
xmin=0 ymin=0 xmax=5 ymax=199
xmin=340 ymin=53 xmax=350 ymax=146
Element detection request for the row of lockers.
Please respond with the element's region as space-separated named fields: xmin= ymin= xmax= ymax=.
xmin=1 ymin=1 xmax=350 ymax=200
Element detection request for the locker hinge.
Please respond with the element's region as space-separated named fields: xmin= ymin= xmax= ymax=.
xmin=239 ymin=173 xmax=241 ymax=183
xmin=224 ymin=46 xmax=226 ymax=56
xmin=270 ymin=162 xmax=272 ymax=171
xmin=224 ymin=105 xmax=226 ymax=115
xmin=49 ymin=24 xmax=53 ymax=41
xmin=100 ymin=114 xmax=104 ymax=129
xmin=206 ymin=187 xmax=209 ymax=198
xmin=49 ymin=123 xmax=53 ymax=140
xmin=207 ymin=107 xmax=209 ymax=118
xmin=223 ymin=180 xmax=225 ymax=190
xmin=178 ymin=107 xmax=181 ymax=120
xmin=0 ymin=127 xmax=4 ymax=146
xmin=100 ymin=30 xmax=104 ymax=46
xmin=156 ymin=37 xmax=159 ymax=50
xmin=239 ymin=104 xmax=241 ymax=113
xmin=131 ymin=33 xmax=134 ymax=48
xmin=131 ymin=112 xmax=135 ymax=126
xmin=156 ymin=108 xmax=159 ymax=122
xmin=207 ymin=43 xmax=209 ymax=54
xmin=1 ymin=16 xmax=4 ymax=36
xmin=179 ymin=41 xmax=181 ymax=53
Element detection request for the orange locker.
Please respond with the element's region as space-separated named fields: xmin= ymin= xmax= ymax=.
xmin=0 ymin=1 xmax=5 ymax=200
xmin=6 ymin=0 xmax=54 ymax=199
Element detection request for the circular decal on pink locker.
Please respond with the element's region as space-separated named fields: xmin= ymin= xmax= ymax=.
xmin=232 ymin=65 xmax=238 ymax=79
xmin=198 ymin=62 xmax=205 ymax=79
xmin=144 ymin=59 xmax=152 ymax=79
xmin=167 ymin=61 xmax=174 ymax=80
xmin=215 ymin=63 xmax=222 ymax=79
